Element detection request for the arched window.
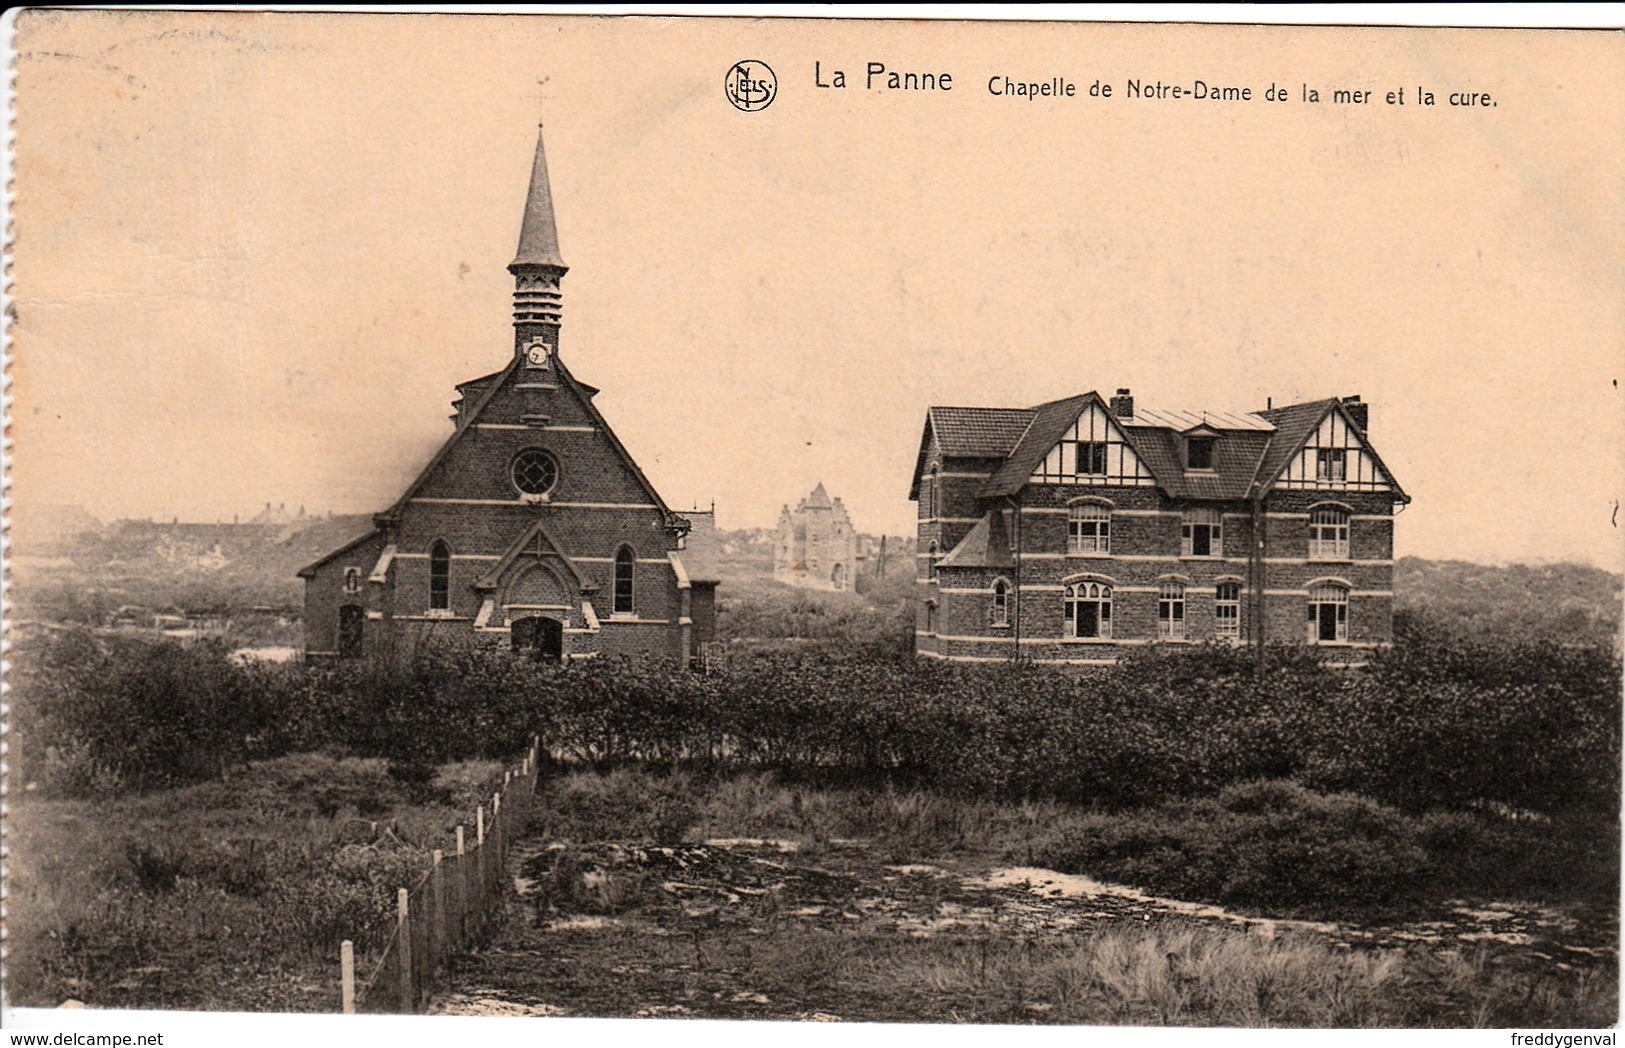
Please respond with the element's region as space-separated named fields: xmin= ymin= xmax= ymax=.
xmin=343 ymin=567 xmax=362 ymax=595
xmin=429 ymin=541 xmax=451 ymax=612
xmin=613 ymin=546 xmax=635 ymax=615
xmin=1064 ymin=580 xmax=1112 ymax=639
xmin=1309 ymin=506 xmax=1350 ymax=560
xmin=924 ymin=467 xmax=939 ymax=520
xmin=1307 ymin=583 xmax=1349 ymax=644
xmin=1068 ymin=502 xmax=1111 ymax=555
xmin=1215 ymin=581 xmax=1242 ymax=640
xmin=990 ymin=578 xmax=1012 ymax=628
xmin=832 ymin=563 xmax=847 ymax=591
xmin=1181 ymin=507 xmax=1222 ymax=558
xmin=927 ymin=541 xmax=939 ymax=582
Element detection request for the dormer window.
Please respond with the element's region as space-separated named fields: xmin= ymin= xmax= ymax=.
xmin=1187 ymin=437 xmax=1215 ymax=471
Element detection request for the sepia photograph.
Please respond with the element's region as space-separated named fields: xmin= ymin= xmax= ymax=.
xmin=5 ymin=6 xmax=1623 ymax=1041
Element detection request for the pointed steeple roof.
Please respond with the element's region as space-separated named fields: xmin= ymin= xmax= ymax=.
xmin=804 ymin=483 xmax=832 ymax=509
xmin=511 ymin=123 xmax=566 ymax=269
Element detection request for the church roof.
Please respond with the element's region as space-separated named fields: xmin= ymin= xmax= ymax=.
xmin=511 ymin=123 xmax=566 ymax=269
xmin=803 ymin=483 xmax=832 ymax=509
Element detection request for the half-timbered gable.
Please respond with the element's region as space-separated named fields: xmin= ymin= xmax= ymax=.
xmin=910 ymin=387 xmax=1407 ymax=666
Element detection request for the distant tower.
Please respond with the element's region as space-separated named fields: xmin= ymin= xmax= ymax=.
xmin=509 ymin=124 xmax=568 ymax=368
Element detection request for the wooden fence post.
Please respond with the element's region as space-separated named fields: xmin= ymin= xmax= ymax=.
xmin=397 ymin=887 xmax=413 ymax=1014
xmin=340 ymin=940 xmax=355 ymax=1014
xmin=431 ymin=850 xmax=446 ymax=984
xmin=494 ymin=792 xmax=504 ymax=868
xmin=454 ymin=825 xmax=466 ymax=950
xmin=475 ymin=808 xmax=487 ymax=934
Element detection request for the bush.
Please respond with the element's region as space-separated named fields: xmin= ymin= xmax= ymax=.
xmin=12 ymin=624 xmax=1619 ymax=819
xmin=1031 ymin=781 xmax=1619 ymax=918
xmin=1033 ymin=781 xmax=1431 ymax=915
xmin=533 ymin=769 xmax=701 ymax=844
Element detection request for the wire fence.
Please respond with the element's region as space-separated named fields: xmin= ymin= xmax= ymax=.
xmin=339 ymin=736 xmax=540 ymax=1014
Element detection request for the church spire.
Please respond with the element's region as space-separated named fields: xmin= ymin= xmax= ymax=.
xmin=512 ymin=123 xmax=565 ymax=269
xmin=508 ymin=123 xmax=568 ymax=362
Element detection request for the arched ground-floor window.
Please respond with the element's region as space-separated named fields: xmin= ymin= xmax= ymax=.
xmin=1307 ymin=583 xmax=1349 ymax=643
xmin=1064 ymin=580 xmax=1112 ymax=639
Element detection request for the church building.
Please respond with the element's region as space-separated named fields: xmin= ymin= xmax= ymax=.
xmin=300 ymin=126 xmax=717 ymax=663
xmin=911 ymin=389 xmax=1408 ymax=665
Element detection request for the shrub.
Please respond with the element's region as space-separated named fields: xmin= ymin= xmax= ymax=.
xmin=1034 ymin=782 xmax=1433 ymax=916
xmin=534 ymin=769 xmax=701 ymax=844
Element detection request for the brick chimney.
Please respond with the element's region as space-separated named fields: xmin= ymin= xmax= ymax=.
xmin=1110 ymin=388 xmax=1135 ymax=419
xmin=1341 ymin=395 xmax=1369 ymax=433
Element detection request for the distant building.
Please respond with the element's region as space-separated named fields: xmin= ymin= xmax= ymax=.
xmin=299 ymin=124 xmax=717 ymax=663
xmin=774 ymin=483 xmax=862 ymax=591
xmin=909 ymin=388 xmax=1409 ymax=665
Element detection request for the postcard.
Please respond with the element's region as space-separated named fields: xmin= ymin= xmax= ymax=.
xmin=7 ymin=8 xmax=1622 ymax=1046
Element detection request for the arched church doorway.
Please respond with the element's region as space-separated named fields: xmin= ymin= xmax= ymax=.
xmin=511 ymin=615 xmax=564 ymax=662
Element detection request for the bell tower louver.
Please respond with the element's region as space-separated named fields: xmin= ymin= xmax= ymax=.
xmin=509 ymin=123 xmax=567 ymax=365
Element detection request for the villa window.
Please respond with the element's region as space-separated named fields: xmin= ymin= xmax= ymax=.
xmin=1187 ymin=437 xmax=1215 ymax=471
xmin=1215 ymin=581 xmax=1242 ymax=640
xmin=343 ymin=567 xmax=362 ymax=595
xmin=1157 ymin=582 xmax=1186 ymax=640
xmin=990 ymin=578 xmax=1012 ymax=628
xmin=1068 ymin=502 xmax=1111 ymax=555
xmin=1307 ymin=583 xmax=1350 ymax=644
xmin=1181 ymin=507 xmax=1223 ymax=558
xmin=1064 ymin=580 xmax=1112 ymax=639
xmin=1316 ymin=448 xmax=1348 ymax=482
xmin=1076 ymin=441 xmax=1108 ymax=477
xmin=1309 ymin=506 xmax=1351 ymax=560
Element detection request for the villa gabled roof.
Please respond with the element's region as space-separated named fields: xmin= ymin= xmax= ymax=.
xmin=910 ymin=391 xmax=1407 ymax=505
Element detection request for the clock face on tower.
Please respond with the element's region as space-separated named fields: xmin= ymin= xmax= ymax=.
xmin=524 ymin=338 xmax=552 ymax=369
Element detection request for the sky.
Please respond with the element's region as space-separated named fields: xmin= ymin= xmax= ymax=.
xmin=12 ymin=10 xmax=1625 ymax=570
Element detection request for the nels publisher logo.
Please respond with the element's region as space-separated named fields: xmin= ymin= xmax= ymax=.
xmin=725 ymin=60 xmax=777 ymax=112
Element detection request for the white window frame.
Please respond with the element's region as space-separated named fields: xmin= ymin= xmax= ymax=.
xmin=1215 ymin=581 xmax=1242 ymax=640
xmin=990 ymin=578 xmax=1012 ymax=629
xmin=1067 ymin=502 xmax=1112 ymax=555
xmin=1307 ymin=583 xmax=1350 ymax=644
xmin=1180 ymin=507 xmax=1223 ymax=558
xmin=1064 ymin=580 xmax=1113 ymax=639
xmin=1309 ymin=506 xmax=1351 ymax=560
xmin=1075 ymin=441 xmax=1109 ymax=477
xmin=1157 ymin=582 xmax=1187 ymax=640
xmin=1316 ymin=448 xmax=1348 ymax=482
